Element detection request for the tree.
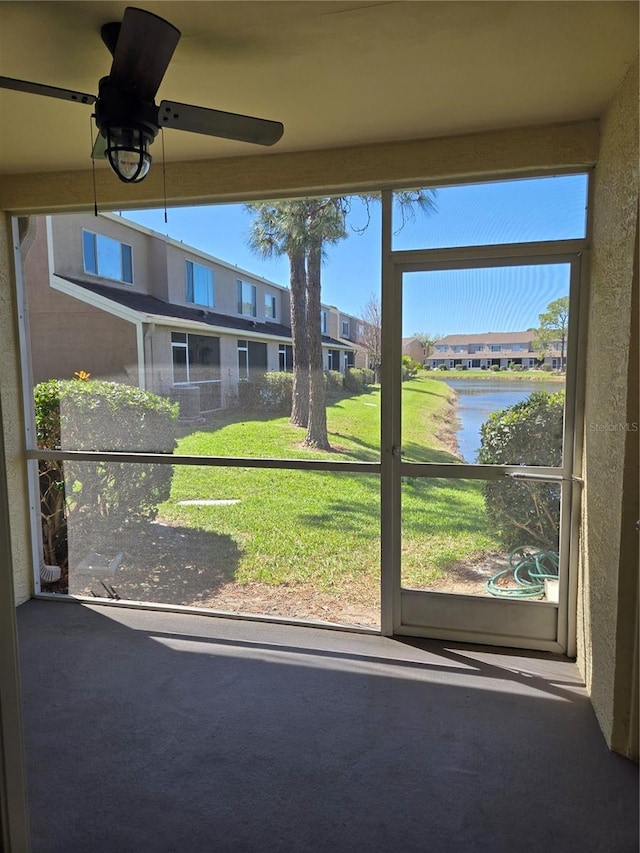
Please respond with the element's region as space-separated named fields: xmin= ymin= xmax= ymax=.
xmin=304 ymin=199 xmax=348 ymax=448
xmin=534 ymin=296 xmax=569 ymax=370
xmin=246 ymin=190 xmax=437 ymax=449
xmin=247 ymin=198 xmax=347 ymax=448
xmin=246 ymin=201 xmax=310 ymax=426
xmin=359 ymin=294 xmax=382 ymax=381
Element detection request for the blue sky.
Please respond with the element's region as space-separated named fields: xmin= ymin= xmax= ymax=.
xmin=122 ymin=173 xmax=587 ymax=336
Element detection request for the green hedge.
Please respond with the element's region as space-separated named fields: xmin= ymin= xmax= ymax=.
xmin=35 ymin=379 xmax=179 ymax=567
xmin=343 ymin=367 xmax=374 ymax=392
xmin=477 ymin=390 xmax=564 ymax=549
xmin=237 ymin=372 xmax=293 ymax=413
xmin=324 ymin=370 xmax=344 ymax=396
xmin=236 ymin=367 xmax=375 ymax=416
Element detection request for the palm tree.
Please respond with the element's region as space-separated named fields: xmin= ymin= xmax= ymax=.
xmin=247 ymin=198 xmax=347 ymax=446
xmin=246 ymin=190 xmax=437 ymax=448
xmin=246 ymin=200 xmax=310 ymax=426
xmin=303 ymin=199 xmax=347 ymax=449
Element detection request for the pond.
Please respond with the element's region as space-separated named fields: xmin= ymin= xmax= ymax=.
xmin=445 ymin=379 xmax=564 ymax=462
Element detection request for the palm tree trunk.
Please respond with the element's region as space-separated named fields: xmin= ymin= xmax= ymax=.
xmin=303 ymin=241 xmax=331 ymax=449
xmin=289 ymin=249 xmax=309 ymax=426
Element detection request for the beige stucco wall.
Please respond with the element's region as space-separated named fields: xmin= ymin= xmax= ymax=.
xmin=577 ymin=59 xmax=639 ymax=756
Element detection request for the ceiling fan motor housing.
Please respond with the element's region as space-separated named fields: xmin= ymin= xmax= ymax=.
xmin=94 ymin=76 xmax=159 ymax=144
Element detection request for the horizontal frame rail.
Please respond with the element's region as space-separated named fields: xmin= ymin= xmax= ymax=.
xmin=389 ymin=239 xmax=587 ymax=269
xmin=399 ymin=462 xmax=567 ymax=480
xmin=26 ymin=449 xmax=381 ymax=474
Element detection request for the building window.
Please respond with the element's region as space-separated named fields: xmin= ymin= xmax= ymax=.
xmin=265 ymin=293 xmax=277 ymax=320
xmin=237 ymin=339 xmax=249 ymax=380
xmin=82 ymin=230 xmax=133 ymax=284
xmin=171 ymin=331 xmax=222 ymax=411
xmin=327 ymin=349 xmax=341 ymax=371
xmin=341 ymin=320 xmax=350 ymax=337
xmin=279 ymin=344 xmax=293 ymax=372
xmin=238 ymin=338 xmax=268 ymax=378
xmin=185 ymin=260 xmax=214 ymax=307
xmin=237 ymin=280 xmax=257 ymax=317
xmin=171 ymin=332 xmax=188 ymax=384
xmin=490 ymin=344 xmax=502 ymax=352
xmin=321 ymin=310 xmax=328 ymax=334
xmin=436 ymin=345 xmax=447 ymax=352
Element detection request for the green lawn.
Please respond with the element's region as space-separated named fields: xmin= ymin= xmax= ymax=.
xmin=159 ymin=376 xmax=500 ymax=593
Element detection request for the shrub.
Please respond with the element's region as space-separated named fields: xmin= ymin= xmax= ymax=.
xmin=460 ymin=364 xmax=468 ymax=371
xmin=324 ymin=370 xmax=344 ymax=396
xmin=402 ymin=356 xmax=420 ymax=381
xmin=478 ymin=390 xmax=565 ymax=550
xmin=490 ymin=364 xmax=501 ymax=372
xmin=540 ymin=363 xmax=553 ymax=372
xmin=344 ymin=367 xmax=373 ymax=393
xmin=34 ymin=379 xmax=179 ymax=566
xmin=437 ymin=364 xmax=448 ymax=371
xmin=237 ymin=372 xmax=293 ymax=413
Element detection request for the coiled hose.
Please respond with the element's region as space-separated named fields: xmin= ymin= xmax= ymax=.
xmin=486 ymin=547 xmax=559 ymax=599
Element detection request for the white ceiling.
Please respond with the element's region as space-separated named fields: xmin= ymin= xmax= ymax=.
xmin=0 ymin=1 xmax=637 ymax=175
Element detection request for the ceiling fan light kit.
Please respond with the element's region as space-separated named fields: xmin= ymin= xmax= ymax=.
xmin=0 ymin=6 xmax=284 ymax=184
xmin=95 ymin=77 xmax=157 ymax=183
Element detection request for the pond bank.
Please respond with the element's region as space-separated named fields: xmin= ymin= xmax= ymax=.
xmin=426 ymin=369 xmax=565 ymax=383
xmin=444 ymin=378 xmax=565 ymax=462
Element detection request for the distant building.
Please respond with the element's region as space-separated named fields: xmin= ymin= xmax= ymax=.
xmin=426 ymin=332 xmax=564 ymax=370
xmin=23 ymin=214 xmax=366 ymax=417
xmin=402 ymin=337 xmax=427 ymax=364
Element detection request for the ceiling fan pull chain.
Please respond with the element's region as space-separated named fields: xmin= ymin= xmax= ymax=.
xmin=161 ymin=127 xmax=168 ymax=224
xmin=89 ymin=116 xmax=98 ymax=216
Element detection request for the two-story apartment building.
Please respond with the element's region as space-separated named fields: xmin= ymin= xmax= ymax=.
xmin=320 ymin=305 xmax=368 ymax=372
xmin=23 ymin=213 xmax=360 ymax=416
xmin=426 ymin=332 xmax=564 ymax=370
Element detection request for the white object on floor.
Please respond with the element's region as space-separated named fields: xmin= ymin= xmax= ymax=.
xmin=75 ymin=550 xmax=123 ymax=577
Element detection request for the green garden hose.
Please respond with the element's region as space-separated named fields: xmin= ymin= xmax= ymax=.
xmin=485 ymin=547 xmax=559 ymax=599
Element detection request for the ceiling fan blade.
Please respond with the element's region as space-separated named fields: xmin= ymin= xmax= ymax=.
xmin=158 ymin=101 xmax=284 ymax=147
xmin=109 ymin=7 xmax=180 ymax=101
xmin=0 ymin=76 xmax=95 ymax=105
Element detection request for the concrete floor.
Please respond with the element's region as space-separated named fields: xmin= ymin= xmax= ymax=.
xmin=17 ymin=600 xmax=639 ymax=853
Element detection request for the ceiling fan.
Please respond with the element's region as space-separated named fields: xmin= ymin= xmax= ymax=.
xmin=0 ymin=6 xmax=284 ymax=183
